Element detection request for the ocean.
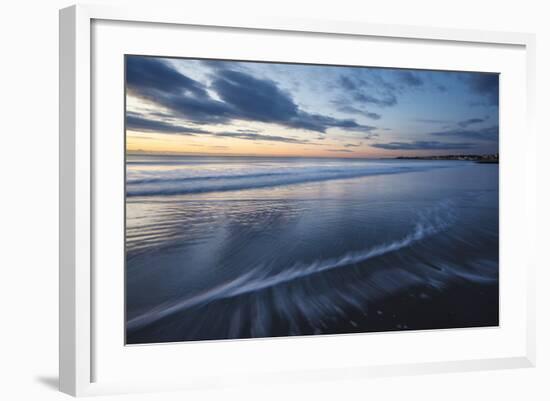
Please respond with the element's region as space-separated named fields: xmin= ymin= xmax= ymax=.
xmin=125 ymin=155 xmax=499 ymax=344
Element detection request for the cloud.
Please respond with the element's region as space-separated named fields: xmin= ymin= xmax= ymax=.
xmin=126 ymin=57 xmax=207 ymax=97
xmin=126 ymin=56 xmax=377 ymax=134
xmin=371 ymin=141 xmax=475 ymax=150
xmin=363 ymin=133 xmax=379 ymax=140
xmin=430 ymin=125 xmax=498 ymax=141
xmin=199 ymin=59 xmax=248 ymax=71
xmin=457 ymin=117 xmax=486 ymax=128
xmin=336 ymin=104 xmax=382 ymax=120
xmin=337 ymin=69 xmax=422 ymax=112
xmin=344 ymin=143 xmax=361 ymax=148
xmin=127 ymin=60 xmax=233 ymax=124
xmin=212 ymin=69 xmax=378 ymax=133
xmin=398 ymin=71 xmax=423 ymax=87
xmin=415 ymin=118 xmax=449 ymax=124
xmin=464 ymin=73 xmax=499 ymax=106
xmin=339 ymin=75 xmax=397 ymax=107
xmin=127 ymin=111 xmax=323 ymax=145
xmin=294 ymin=112 xmax=378 ymax=133
xmin=327 ymin=149 xmax=354 ymax=153
xmin=213 ymin=131 xmax=312 ymax=144
xmin=353 ymin=92 xmax=397 ymax=107
xmin=339 ymin=75 xmax=358 ymax=91
xmin=211 ymin=69 xmax=299 ymax=123
xmin=125 ymin=113 xmax=207 ymax=135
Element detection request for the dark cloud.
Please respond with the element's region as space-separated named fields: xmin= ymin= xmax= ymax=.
xmin=363 ymin=133 xmax=379 ymax=140
xmin=430 ymin=125 xmax=498 ymax=141
xmin=338 ymin=69 xmax=421 ymax=112
xmin=398 ymin=71 xmax=423 ymax=87
xmin=293 ymin=111 xmax=377 ymax=133
xmin=125 ymin=113 xmax=207 ymax=135
xmin=126 ymin=56 xmax=377 ymax=134
xmin=464 ymin=73 xmax=499 ymax=106
xmin=336 ymin=104 xmax=382 ymax=120
xmin=457 ymin=117 xmax=486 ymax=128
xmin=234 ymin=128 xmax=261 ymax=134
xmin=148 ymin=111 xmax=177 ymax=119
xmin=365 ymin=111 xmax=382 ymax=120
xmin=339 ymin=75 xmax=358 ymax=91
xmin=213 ymin=131 xmax=312 ymax=144
xmin=339 ymin=75 xmax=397 ymax=107
xmin=211 ymin=69 xmax=298 ymax=124
xmin=344 ymin=143 xmax=361 ymax=148
xmin=126 ymin=57 xmax=207 ymax=97
xmin=126 ymin=59 xmax=233 ymax=124
xmin=131 ymin=112 xmax=373 ymax=144
xmin=353 ymin=92 xmax=397 ymax=107
xmin=371 ymin=141 xmax=474 ymax=150
xmin=127 ymin=112 xmax=320 ymax=145
xmin=212 ymin=69 xmax=378 ymax=133
xmin=152 ymin=92 xmax=233 ymax=124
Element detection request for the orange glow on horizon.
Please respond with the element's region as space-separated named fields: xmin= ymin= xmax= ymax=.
xmin=125 ymin=130 xmax=394 ymax=159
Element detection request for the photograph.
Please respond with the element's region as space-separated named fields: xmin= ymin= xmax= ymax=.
xmin=124 ymin=55 xmax=499 ymax=344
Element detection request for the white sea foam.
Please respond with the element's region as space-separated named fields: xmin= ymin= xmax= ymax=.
xmin=126 ymin=158 xmax=457 ymax=196
xmin=127 ymin=201 xmax=457 ymax=331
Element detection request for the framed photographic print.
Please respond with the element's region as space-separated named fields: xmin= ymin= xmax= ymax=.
xmin=59 ymin=4 xmax=536 ymax=396
xmin=124 ymin=55 xmax=501 ymax=344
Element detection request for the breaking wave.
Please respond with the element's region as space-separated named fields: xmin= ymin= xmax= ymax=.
xmin=126 ymin=163 xmax=451 ymax=196
xmin=127 ymin=201 xmax=457 ymax=331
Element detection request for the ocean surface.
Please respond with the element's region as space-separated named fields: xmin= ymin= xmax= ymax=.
xmin=125 ymin=155 xmax=499 ymax=344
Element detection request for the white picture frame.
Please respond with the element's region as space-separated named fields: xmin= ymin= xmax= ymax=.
xmin=59 ymin=4 xmax=536 ymax=397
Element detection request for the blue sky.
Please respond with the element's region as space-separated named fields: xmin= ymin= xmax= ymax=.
xmin=126 ymin=55 xmax=499 ymax=157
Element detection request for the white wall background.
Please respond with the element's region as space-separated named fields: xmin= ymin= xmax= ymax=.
xmin=0 ymin=0 xmax=547 ymax=399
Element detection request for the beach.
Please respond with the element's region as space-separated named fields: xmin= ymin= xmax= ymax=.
xmin=125 ymin=155 xmax=499 ymax=344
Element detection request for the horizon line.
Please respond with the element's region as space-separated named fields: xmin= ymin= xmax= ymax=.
xmin=126 ymin=150 xmax=498 ymax=159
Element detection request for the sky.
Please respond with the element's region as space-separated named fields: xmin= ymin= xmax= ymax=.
xmin=125 ymin=55 xmax=499 ymax=158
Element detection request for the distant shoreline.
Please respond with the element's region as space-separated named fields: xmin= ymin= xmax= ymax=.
xmin=396 ymin=154 xmax=499 ymax=164
xmin=125 ymin=152 xmax=499 ymax=163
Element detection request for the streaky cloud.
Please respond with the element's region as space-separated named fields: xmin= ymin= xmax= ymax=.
xmin=398 ymin=71 xmax=423 ymax=87
xmin=371 ymin=141 xmax=475 ymax=150
xmin=339 ymin=75 xmax=397 ymax=107
xmin=126 ymin=57 xmax=207 ymax=97
xmin=415 ymin=118 xmax=449 ymax=124
xmin=126 ymin=56 xmax=377 ymax=134
xmin=353 ymin=92 xmax=397 ymax=107
xmin=126 ymin=113 xmax=207 ymax=135
xmin=336 ymin=104 xmax=382 ymax=120
xmin=457 ymin=117 xmax=486 ymax=128
xmin=127 ymin=112 xmax=319 ymax=145
xmin=213 ymin=131 xmax=312 ymax=144
xmin=430 ymin=125 xmax=498 ymax=141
